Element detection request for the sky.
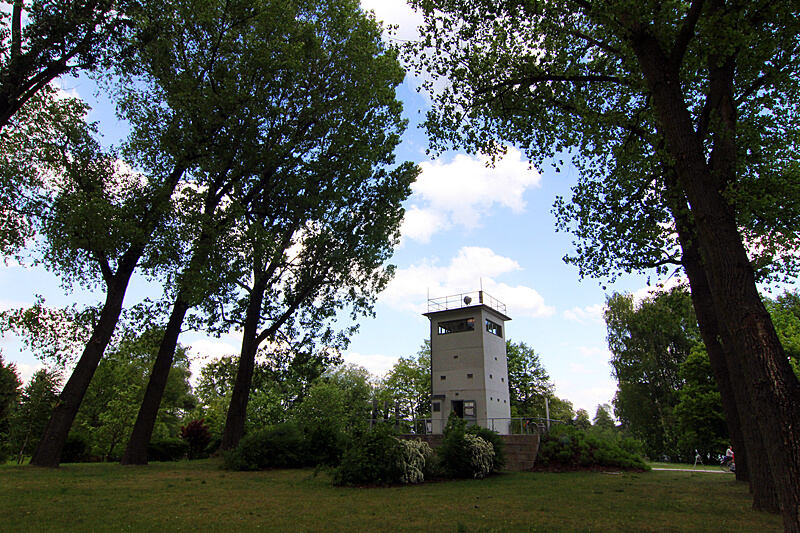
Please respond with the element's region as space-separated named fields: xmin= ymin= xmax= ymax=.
xmin=0 ymin=0 xmax=694 ymax=416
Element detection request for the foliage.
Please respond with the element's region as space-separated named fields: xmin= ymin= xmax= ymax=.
xmin=291 ymin=364 xmax=373 ymax=466
xmin=573 ymin=409 xmax=591 ymax=431
xmin=180 ymin=420 xmax=211 ymax=460
xmin=8 ymin=367 xmax=61 ymax=461
xmin=673 ymin=346 xmax=728 ymax=462
xmin=506 ymin=340 xmax=554 ymax=418
xmin=764 ymin=290 xmax=800 ymax=378
xmin=396 ymin=438 xmax=434 ymax=484
xmin=60 ymin=434 xmax=90 ymax=464
xmin=466 ymin=425 xmax=506 ymax=472
xmin=377 ymin=342 xmax=431 ymax=422
xmin=605 ymin=286 xmax=700 ymax=460
xmin=0 ymin=355 xmax=21 ymax=463
xmin=436 ymin=414 xmax=495 ymax=479
xmin=146 ymin=438 xmax=188 ymax=462
xmin=0 ymin=0 xmax=129 ymax=129
xmin=536 ymin=426 xmax=648 ymax=471
xmin=332 ymin=423 xmax=406 ymax=486
xmin=222 ymin=422 xmax=307 ymax=472
xmin=70 ymin=328 xmax=196 ymax=461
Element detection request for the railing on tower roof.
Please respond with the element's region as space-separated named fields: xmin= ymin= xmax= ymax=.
xmin=427 ymin=290 xmax=506 ymax=315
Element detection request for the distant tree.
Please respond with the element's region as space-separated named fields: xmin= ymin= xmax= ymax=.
xmin=70 ymin=327 xmax=195 ymax=461
xmin=592 ymin=404 xmax=615 ymax=432
xmin=573 ymin=409 xmax=591 ymax=431
xmin=291 ymin=363 xmax=374 ymax=465
xmin=674 ymin=346 xmax=728 ymax=462
xmin=506 ymin=340 xmax=554 ymax=418
xmin=9 ymin=368 xmax=61 ymax=461
xmin=764 ymin=291 xmax=800 ymax=378
xmin=0 ymin=355 xmax=21 ymax=462
xmin=379 ymin=342 xmax=431 ymax=423
xmin=606 ymin=287 xmax=700 ymax=460
xmin=546 ymin=397 xmax=575 ymax=423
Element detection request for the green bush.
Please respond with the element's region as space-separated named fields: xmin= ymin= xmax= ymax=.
xmin=437 ymin=415 xmax=495 ymax=479
xmin=332 ymin=424 xmax=405 ymax=486
xmin=147 ymin=438 xmax=188 ymax=462
xmin=467 ymin=425 xmax=506 ymax=472
xmin=536 ymin=426 xmax=649 ymax=471
xmin=223 ymin=422 xmax=307 ymax=471
xmin=61 ymin=433 xmax=91 ymax=463
xmin=396 ymin=438 xmax=434 ymax=484
xmin=302 ymin=423 xmax=346 ymax=467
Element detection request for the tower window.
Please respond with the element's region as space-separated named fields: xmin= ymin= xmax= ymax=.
xmin=438 ymin=317 xmax=475 ymax=335
xmin=440 ymin=375 xmax=446 ymax=380
xmin=467 ymin=373 xmax=473 ymax=379
xmin=486 ymin=319 xmax=502 ymax=337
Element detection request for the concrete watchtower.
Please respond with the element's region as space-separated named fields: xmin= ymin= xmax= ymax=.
xmin=424 ymin=291 xmax=511 ymax=434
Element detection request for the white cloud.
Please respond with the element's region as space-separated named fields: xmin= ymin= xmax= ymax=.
xmin=575 ymin=345 xmax=612 ymax=361
xmin=360 ymin=0 xmax=423 ymax=43
xmin=379 ymin=246 xmax=553 ymax=318
xmin=401 ymin=148 xmax=542 ymax=243
xmin=562 ymin=303 xmax=605 ymax=324
xmin=13 ymin=362 xmax=47 ymax=385
xmin=342 ymin=351 xmax=399 ymax=377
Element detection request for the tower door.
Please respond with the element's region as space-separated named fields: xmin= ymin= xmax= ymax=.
xmin=451 ymin=400 xmax=464 ymax=418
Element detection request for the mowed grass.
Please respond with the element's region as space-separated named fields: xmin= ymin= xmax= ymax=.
xmin=0 ymin=459 xmax=781 ymax=532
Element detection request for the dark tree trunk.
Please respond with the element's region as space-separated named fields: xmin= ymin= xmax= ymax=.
xmin=120 ymin=296 xmax=190 ymax=465
xmin=29 ymin=263 xmax=137 ymax=467
xmin=672 ymin=198 xmax=780 ymax=511
xmin=219 ymin=281 xmax=265 ymax=451
xmin=631 ymin=30 xmax=800 ymax=530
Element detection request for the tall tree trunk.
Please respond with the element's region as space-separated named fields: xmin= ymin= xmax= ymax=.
xmin=120 ymin=296 xmax=190 ymax=465
xmin=29 ymin=261 xmax=138 ymax=467
xmin=674 ymin=208 xmax=779 ymax=511
xmin=218 ymin=283 xmax=265 ymax=451
xmin=632 ymin=33 xmax=800 ymax=530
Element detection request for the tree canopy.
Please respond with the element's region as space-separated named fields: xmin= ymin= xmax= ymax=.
xmin=406 ymin=1 xmax=800 ymax=525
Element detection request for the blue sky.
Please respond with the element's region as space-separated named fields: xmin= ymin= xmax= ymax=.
xmin=0 ymin=0 xmax=690 ymax=416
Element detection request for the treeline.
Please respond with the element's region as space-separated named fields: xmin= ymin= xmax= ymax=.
xmin=605 ymin=286 xmax=800 ymax=463
xmin=0 ymin=0 xmax=416 ymax=467
xmin=0 ymin=338 xmax=575 ymax=465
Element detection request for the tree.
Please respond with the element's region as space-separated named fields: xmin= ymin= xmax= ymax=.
xmin=674 ymin=345 xmax=728 ymax=462
xmin=0 ymin=0 xmax=130 ymax=129
xmin=506 ymin=340 xmax=555 ymax=418
xmin=24 ymin=81 xmax=200 ymax=467
xmin=0 ymin=354 xmax=21 ymax=462
xmin=407 ymin=2 xmax=800 ymax=525
xmin=592 ymin=404 xmax=616 ymax=432
xmin=9 ymin=367 xmax=61 ymax=461
xmin=198 ymin=0 xmax=415 ymax=454
xmin=605 ymin=287 xmax=700 ymax=460
xmin=71 ymin=327 xmax=195 ymax=461
xmin=379 ymin=342 xmax=432 ymax=423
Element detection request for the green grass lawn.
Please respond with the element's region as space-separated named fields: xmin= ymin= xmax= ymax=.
xmin=0 ymin=459 xmax=781 ymax=532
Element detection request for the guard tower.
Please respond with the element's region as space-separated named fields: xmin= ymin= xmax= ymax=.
xmin=424 ymin=291 xmax=511 ymax=434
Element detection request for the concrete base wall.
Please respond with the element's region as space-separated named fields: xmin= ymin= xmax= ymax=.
xmin=400 ymin=433 xmax=539 ymax=472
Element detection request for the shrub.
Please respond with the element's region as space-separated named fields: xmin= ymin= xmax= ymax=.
xmin=536 ymin=426 xmax=649 ymax=471
xmin=396 ymin=438 xmax=434 ymax=484
xmin=61 ymin=433 xmax=91 ymax=463
xmin=437 ymin=415 xmax=495 ymax=479
xmin=180 ymin=419 xmax=212 ymax=460
xmin=467 ymin=425 xmax=506 ymax=472
xmin=332 ymin=424 xmax=405 ymax=486
xmin=223 ymin=422 xmax=306 ymax=471
xmin=147 ymin=438 xmax=188 ymax=462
